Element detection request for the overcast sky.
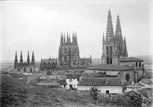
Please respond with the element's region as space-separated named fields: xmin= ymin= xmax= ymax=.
xmin=0 ymin=0 xmax=152 ymax=62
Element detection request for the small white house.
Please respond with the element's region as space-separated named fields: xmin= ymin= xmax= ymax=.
xmin=77 ymin=77 xmax=123 ymax=94
xmin=65 ymin=73 xmax=82 ymax=89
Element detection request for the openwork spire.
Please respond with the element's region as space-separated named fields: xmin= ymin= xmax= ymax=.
xmin=124 ymin=37 xmax=128 ymax=57
xmin=20 ymin=51 xmax=23 ymax=63
xmin=67 ymin=32 xmax=69 ymax=43
xmin=102 ymin=32 xmax=105 ymax=50
xmin=106 ymin=10 xmax=114 ymax=40
xmin=115 ymin=15 xmax=124 ymax=56
xmin=115 ymin=15 xmax=122 ymax=37
xmin=15 ymin=51 xmax=18 ymax=63
xmin=75 ymin=33 xmax=78 ymax=45
xmin=32 ymin=51 xmax=35 ymax=64
xmin=27 ymin=51 xmax=30 ymax=63
xmin=72 ymin=32 xmax=78 ymax=45
xmin=115 ymin=15 xmax=123 ymax=43
xmin=63 ymin=34 xmax=65 ymax=43
xmin=60 ymin=32 xmax=63 ymax=45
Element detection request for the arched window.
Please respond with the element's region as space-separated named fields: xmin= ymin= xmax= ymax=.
xmin=125 ymin=74 xmax=130 ymax=82
xmin=24 ymin=67 xmax=27 ymax=72
xmin=30 ymin=68 xmax=33 ymax=72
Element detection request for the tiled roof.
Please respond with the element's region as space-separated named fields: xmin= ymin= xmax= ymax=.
xmin=66 ymin=73 xmax=82 ymax=79
xmin=119 ymin=57 xmax=143 ymax=62
xmin=78 ymin=77 xmax=122 ymax=86
xmin=86 ymin=64 xmax=133 ymax=71
xmin=41 ymin=58 xmax=57 ymax=64
xmin=143 ymin=71 xmax=153 ymax=78
xmin=81 ymin=72 xmax=119 ymax=80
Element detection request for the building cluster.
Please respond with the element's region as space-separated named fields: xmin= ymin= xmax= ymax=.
xmin=38 ymin=32 xmax=92 ymax=71
xmin=58 ymin=10 xmax=144 ymax=94
xmin=13 ymin=10 xmax=145 ymax=95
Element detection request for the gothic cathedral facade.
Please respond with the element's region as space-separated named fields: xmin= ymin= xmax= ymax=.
xmin=102 ymin=10 xmax=128 ymax=65
xmin=58 ymin=32 xmax=80 ymax=67
xmin=14 ymin=51 xmax=35 ymax=72
xmin=58 ymin=32 xmax=92 ymax=68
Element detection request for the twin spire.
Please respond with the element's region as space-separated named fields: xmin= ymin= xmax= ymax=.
xmin=15 ymin=51 xmax=35 ymax=64
xmin=104 ymin=10 xmax=128 ymax=58
xmin=60 ymin=32 xmax=78 ymax=46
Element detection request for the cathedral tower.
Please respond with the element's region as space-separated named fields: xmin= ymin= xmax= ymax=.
xmin=102 ymin=10 xmax=118 ymax=65
xmin=14 ymin=51 xmax=18 ymax=69
xmin=106 ymin=10 xmax=114 ymax=41
xmin=123 ymin=37 xmax=128 ymax=57
xmin=20 ymin=51 xmax=23 ymax=63
xmin=27 ymin=51 xmax=30 ymax=64
xmin=32 ymin=51 xmax=35 ymax=64
xmin=58 ymin=32 xmax=80 ymax=68
xmin=102 ymin=10 xmax=128 ymax=65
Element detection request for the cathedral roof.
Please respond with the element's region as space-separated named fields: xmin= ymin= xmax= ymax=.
xmin=81 ymin=72 xmax=118 ymax=79
xmin=66 ymin=73 xmax=82 ymax=79
xmin=119 ymin=57 xmax=143 ymax=62
xmin=86 ymin=64 xmax=133 ymax=71
xmin=41 ymin=58 xmax=57 ymax=64
xmin=78 ymin=77 xmax=122 ymax=86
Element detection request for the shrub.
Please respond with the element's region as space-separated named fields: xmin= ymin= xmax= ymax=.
xmin=89 ymin=86 xmax=99 ymax=101
xmin=1 ymin=74 xmax=28 ymax=107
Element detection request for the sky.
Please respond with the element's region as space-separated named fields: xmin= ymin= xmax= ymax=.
xmin=0 ymin=0 xmax=152 ymax=62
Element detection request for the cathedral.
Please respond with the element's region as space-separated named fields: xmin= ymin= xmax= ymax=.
xmin=58 ymin=32 xmax=80 ymax=67
xmin=100 ymin=10 xmax=144 ymax=83
xmin=102 ymin=10 xmax=128 ymax=65
xmin=14 ymin=51 xmax=35 ymax=72
xmin=58 ymin=32 xmax=92 ymax=68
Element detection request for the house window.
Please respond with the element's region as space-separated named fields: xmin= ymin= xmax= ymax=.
xmin=69 ymin=84 xmax=73 ymax=89
xmin=106 ymin=90 xmax=109 ymax=94
xmin=126 ymin=74 xmax=130 ymax=82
